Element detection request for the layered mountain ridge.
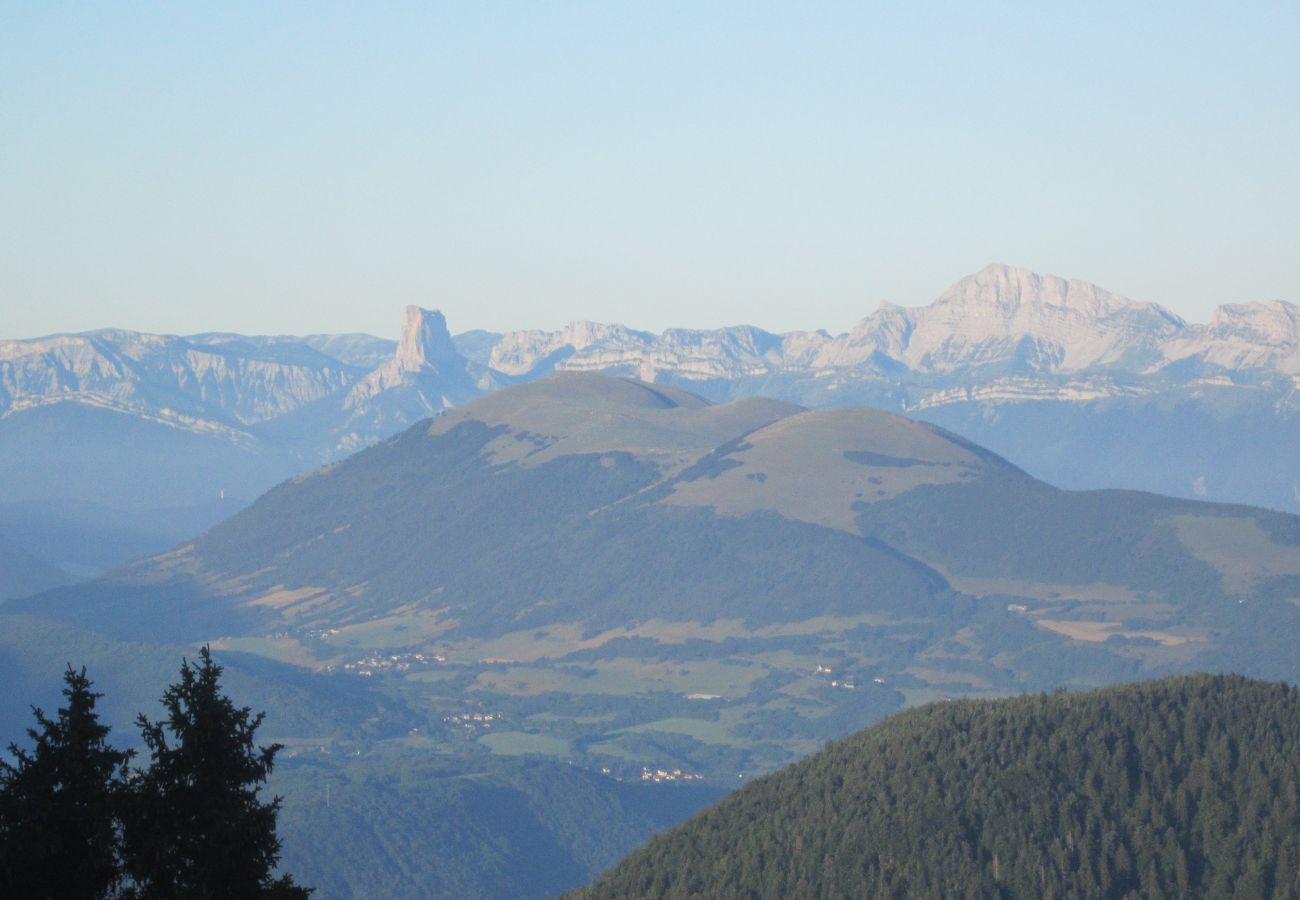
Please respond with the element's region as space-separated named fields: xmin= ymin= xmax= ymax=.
xmin=0 ymin=305 xmax=476 ymax=517
xmin=7 ymin=265 xmax=1294 ymax=438
xmin=0 ymin=329 xmax=356 ymax=437
xmin=478 ymin=264 xmax=1298 ymax=383
xmin=2 ymin=265 xmax=1297 ymax=534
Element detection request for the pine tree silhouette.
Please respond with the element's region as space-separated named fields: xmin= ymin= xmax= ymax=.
xmin=120 ymin=646 xmax=310 ymax=899
xmin=0 ymin=666 xmax=131 ymax=900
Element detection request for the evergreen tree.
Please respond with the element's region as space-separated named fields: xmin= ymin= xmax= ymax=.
xmin=120 ymin=646 xmax=310 ymax=899
xmin=0 ymin=666 xmax=131 ymax=900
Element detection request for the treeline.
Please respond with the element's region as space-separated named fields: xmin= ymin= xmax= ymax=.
xmin=572 ymin=674 xmax=1300 ymax=899
xmin=0 ymin=648 xmax=310 ymax=899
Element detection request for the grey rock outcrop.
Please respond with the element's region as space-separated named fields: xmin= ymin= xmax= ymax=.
xmin=336 ymin=306 xmax=482 ymax=448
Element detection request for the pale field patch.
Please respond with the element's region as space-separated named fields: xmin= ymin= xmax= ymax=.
xmin=472 ymin=658 xmax=767 ymax=698
xmin=899 ymin=687 xmax=957 ymax=708
xmin=479 ymin=731 xmax=572 ymax=757
xmin=1170 ymin=515 xmax=1300 ymax=594
xmin=907 ymin=667 xmax=994 ymax=690
xmin=425 ymin=378 xmax=794 ymax=471
xmin=245 ymin=585 xmax=329 ymax=610
xmin=446 ymin=614 xmax=900 ymax=663
xmin=583 ymin=738 xmax=645 ymax=762
xmin=322 ymin=612 xmax=458 ymax=649
xmin=929 ymin=566 xmax=1141 ymax=604
xmin=208 ymin=635 xmax=332 ymax=669
xmin=661 ymin=408 xmax=980 ymax=533
xmin=741 ymin=649 xmax=839 ymax=673
xmin=616 ymin=717 xmax=737 ymax=746
xmin=899 ymin=686 xmax=1008 ymax=709
xmin=404 ymin=669 xmax=464 ymax=684
xmin=1034 ymin=619 xmax=1192 ymax=646
xmin=526 ymin=712 xmax=617 ymax=725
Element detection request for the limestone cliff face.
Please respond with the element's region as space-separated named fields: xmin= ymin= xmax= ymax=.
xmin=345 ymin=307 xmax=473 ymax=407
xmin=1162 ymin=300 xmax=1300 ymax=375
xmin=477 ymin=265 xmax=1294 ymax=388
xmin=881 ymin=264 xmax=1185 ymax=373
xmin=336 ymin=307 xmax=482 ymax=449
xmin=488 ymin=321 xmax=656 ymax=377
xmin=0 ymin=306 xmax=489 ymax=459
xmin=4 ymin=269 xmax=1294 ymax=444
xmin=0 ymin=330 xmax=357 ymax=438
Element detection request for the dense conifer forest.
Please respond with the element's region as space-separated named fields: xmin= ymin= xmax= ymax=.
xmin=572 ymin=675 xmax=1300 ymax=899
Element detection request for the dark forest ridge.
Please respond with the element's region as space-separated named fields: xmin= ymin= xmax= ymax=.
xmin=572 ymin=674 xmax=1300 ymax=899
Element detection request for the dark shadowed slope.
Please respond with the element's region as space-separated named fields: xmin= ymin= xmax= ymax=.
xmin=572 ymin=674 xmax=1300 ymax=900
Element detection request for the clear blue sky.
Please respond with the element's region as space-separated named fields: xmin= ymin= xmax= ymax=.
xmin=2 ymin=2 xmax=1297 ymax=339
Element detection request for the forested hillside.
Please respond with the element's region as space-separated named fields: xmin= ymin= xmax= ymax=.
xmin=573 ymin=675 xmax=1300 ymax=899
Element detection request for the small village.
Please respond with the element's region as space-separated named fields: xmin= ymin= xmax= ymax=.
xmin=329 ymin=651 xmax=445 ymax=677
xmin=638 ymin=767 xmax=705 ymax=784
xmin=814 ymin=664 xmax=870 ymax=691
xmin=443 ymin=712 xmax=503 ymax=734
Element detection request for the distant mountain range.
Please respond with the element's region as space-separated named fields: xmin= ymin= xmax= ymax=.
xmin=2 ymin=264 xmax=1297 ymax=577
xmin=483 ymin=264 xmax=1299 ymax=380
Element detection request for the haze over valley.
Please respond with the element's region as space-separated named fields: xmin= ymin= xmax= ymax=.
xmin=4 ymin=4 xmax=1299 ymax=897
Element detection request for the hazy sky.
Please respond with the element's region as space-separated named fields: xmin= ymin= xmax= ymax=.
xmin=3 ymin=2 xmax=1297 ymax=340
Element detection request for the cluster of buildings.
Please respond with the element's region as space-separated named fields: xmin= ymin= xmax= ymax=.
xmin=443 ymin=712 xmax=501 ymax=734
xmin=329 ymin=650 xmax=445 ymax=677
xmin=814 ymin=664 xmax=890 ymax=691
xmin=639 ymin=767 xmax=705 ymax=783
xmin=814 ymin=664 xmax=857 ymax=690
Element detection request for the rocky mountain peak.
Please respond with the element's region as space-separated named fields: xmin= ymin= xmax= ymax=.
xmin=946 ymin=263 xmax=1056 ymax=309
xmin=1164 ymin=299 xmax=1300 ymax=374
xmin=1208 ymin=300 xmax=1299 ymax=344
xmin=343 ymin=307 xmax=478 ymax=418
xmin=892 ymin=265 xmax=1186 ymax=373
xmin=559 ymin=320 xmax=652 ymax=350
xmin=394 ymin=306 xmax=458 ymax=373
xmin=935 ymin=264 xmax=1171 ymax=321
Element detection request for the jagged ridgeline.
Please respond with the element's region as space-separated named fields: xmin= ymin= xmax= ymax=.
xmin=571 ymin=675 xmax=1300 ymax=900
